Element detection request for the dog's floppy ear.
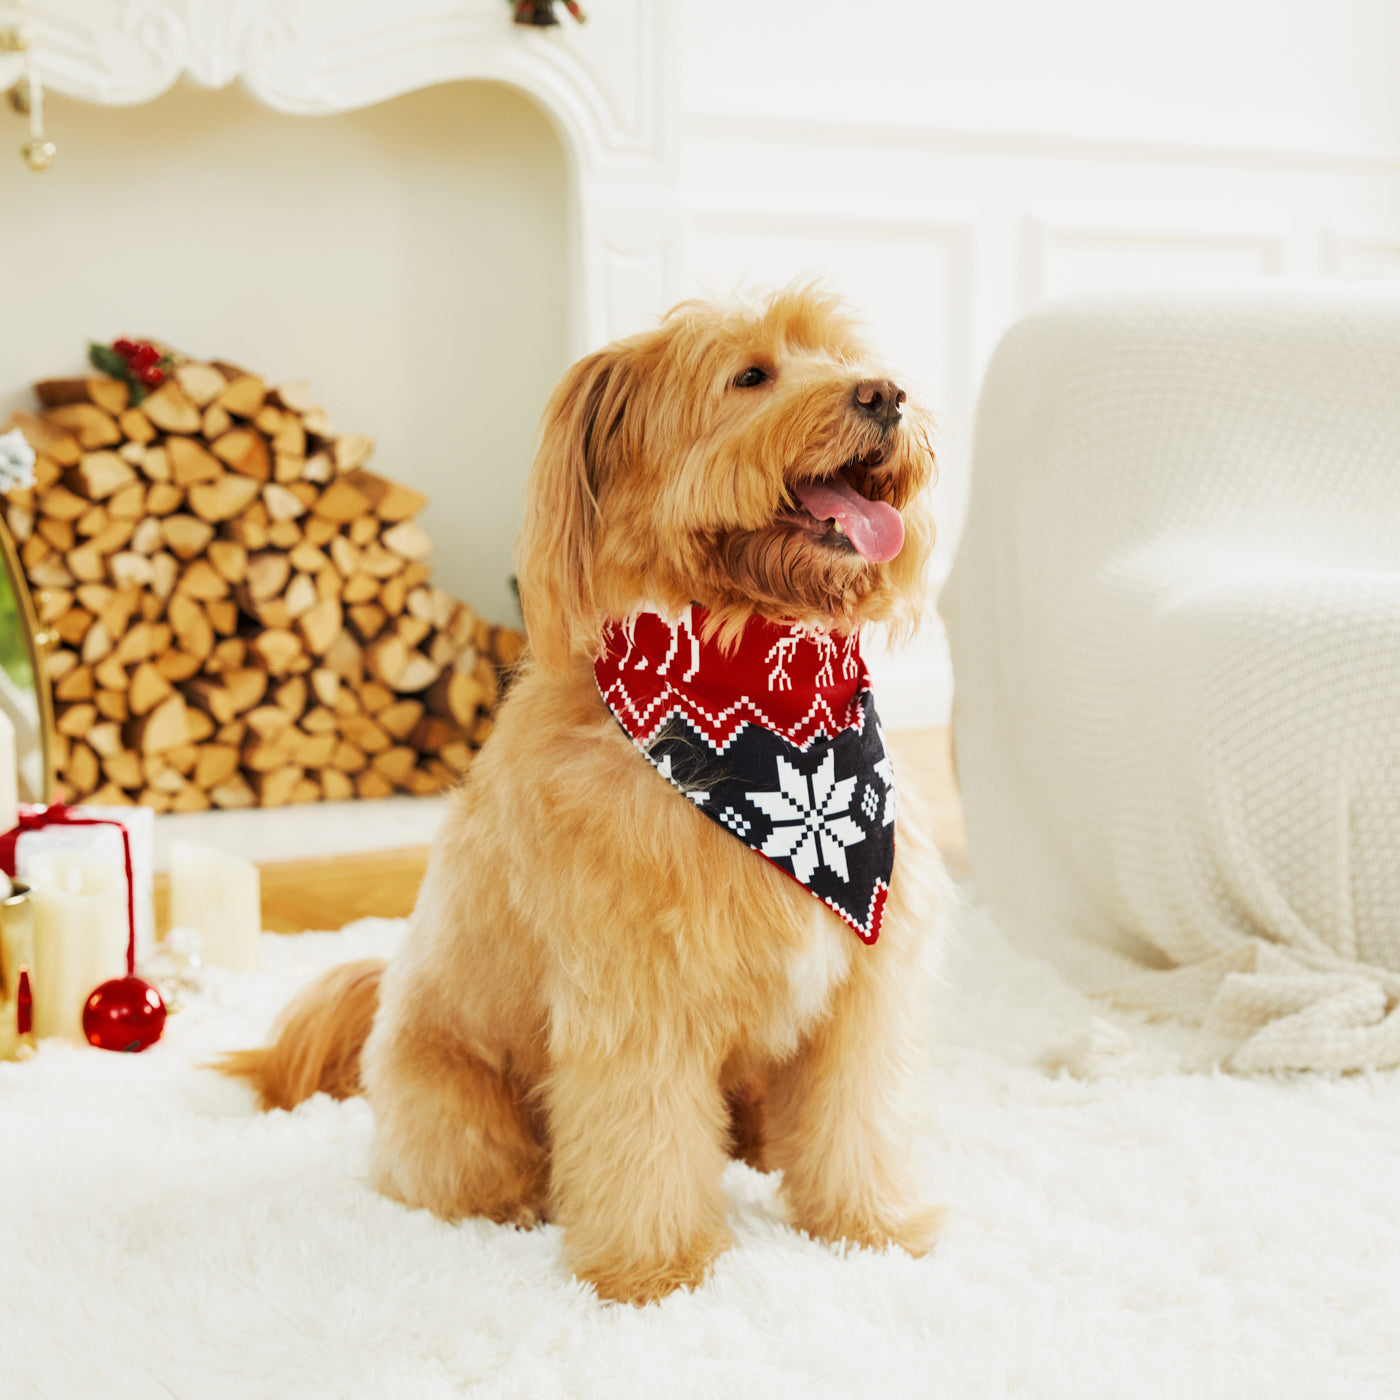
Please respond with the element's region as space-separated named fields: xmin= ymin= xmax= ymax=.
xmin=516 ymin=343 xmax=636 ymax=672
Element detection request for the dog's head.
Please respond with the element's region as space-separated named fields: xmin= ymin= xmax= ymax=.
xmin=516 ymin=287 xmax=937 ymax=670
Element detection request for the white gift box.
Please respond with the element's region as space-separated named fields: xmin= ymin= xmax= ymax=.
xmin=13 ymin=805 xmax=156 ymax=964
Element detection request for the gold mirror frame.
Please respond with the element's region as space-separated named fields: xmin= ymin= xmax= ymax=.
xmin=0 ymin=514 xmax=56 ymax=805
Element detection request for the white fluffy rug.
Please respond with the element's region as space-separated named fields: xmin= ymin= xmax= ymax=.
xmin=3 ymin=898 xmax=1399 ymax=1399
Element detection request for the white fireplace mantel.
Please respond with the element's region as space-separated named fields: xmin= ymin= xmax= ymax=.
xmin=3 ymin=0 xmax=677 ymax=351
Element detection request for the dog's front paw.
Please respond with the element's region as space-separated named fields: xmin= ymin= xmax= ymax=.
xmin=879 ymin=1202 xmax=946 ymax=1257
xmin=372 ymin=1156 xmax=548 ymax=1229
xmin=572 ymin=1233 xmax=729 ymax=1305
xmin=802 ymin=1201 xmax=946 ymax=1258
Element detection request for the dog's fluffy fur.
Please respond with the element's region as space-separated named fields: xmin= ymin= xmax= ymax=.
xmin=218 ymin=288 xmax=945 ymax=1304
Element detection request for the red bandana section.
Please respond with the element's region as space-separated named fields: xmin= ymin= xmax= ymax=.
xmin=595 ymin=606 xmax=896 ymax=942
xmin=594 ymin=606 xmax=868 ymax=752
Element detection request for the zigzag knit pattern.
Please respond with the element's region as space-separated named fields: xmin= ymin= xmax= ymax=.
xmin=595 ymin=606 xmax=896 ymax=942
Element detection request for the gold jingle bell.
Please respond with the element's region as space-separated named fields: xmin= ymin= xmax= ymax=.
xmin=21 ymin=137 xmax=54 ymax=170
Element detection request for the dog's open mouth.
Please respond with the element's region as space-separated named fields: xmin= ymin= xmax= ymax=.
xmin=781 ymin=450 xmax=904 ymax=563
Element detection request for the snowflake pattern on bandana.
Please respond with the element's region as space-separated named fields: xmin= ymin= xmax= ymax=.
xmin=594 ymin=606 xmax=896 ymax=943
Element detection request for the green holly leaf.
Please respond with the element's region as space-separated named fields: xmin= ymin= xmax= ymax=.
xmin=88 ymin=342 xmax=128 ymax=379
xmin=86 ymin=340 xmax=157 ymax=404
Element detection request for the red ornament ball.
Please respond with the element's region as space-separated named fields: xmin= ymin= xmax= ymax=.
xmin=82 ymin=976 xmax=166 ymax=1053
xmin=112 ymin=337 xmax=138 ymax=357
xmin=129 ymin=343 xmax=161 ymax=370
xmin=140 ymin=365 xmax=166 ymax=387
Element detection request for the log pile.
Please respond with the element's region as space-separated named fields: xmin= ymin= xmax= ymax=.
xmin=1 ymin=358 xmax=524 ymax=811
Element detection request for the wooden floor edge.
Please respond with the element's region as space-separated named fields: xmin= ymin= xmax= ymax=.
xmin=155 ymin=845 xmax=432 ymax=937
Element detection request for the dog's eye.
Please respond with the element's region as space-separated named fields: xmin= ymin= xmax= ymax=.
xmin=733 ymin=367 xmax=768 ymax=389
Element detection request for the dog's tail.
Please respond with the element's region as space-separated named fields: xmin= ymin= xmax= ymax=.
xmin=211 ymin=958 xmax=385 ymax=1112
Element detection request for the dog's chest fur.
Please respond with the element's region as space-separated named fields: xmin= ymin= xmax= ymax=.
xmin=785 ymin=904 xmax=853 ymax=1027
xmin=738 ymin=899 xmax=854 ymax=1061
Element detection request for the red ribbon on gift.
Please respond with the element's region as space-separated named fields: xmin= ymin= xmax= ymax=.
xmin=0 ymin=804 xmax=137 ymax=977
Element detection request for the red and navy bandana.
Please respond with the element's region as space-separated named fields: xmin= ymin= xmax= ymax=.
xmin=594 ymin=606 xmax=896 ymax=942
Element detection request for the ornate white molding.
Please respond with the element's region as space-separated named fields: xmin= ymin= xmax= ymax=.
xmin=13 ymin=1 xmax=659 ymax=156
xmin=3 ymin=0 xmax=674 ymax=349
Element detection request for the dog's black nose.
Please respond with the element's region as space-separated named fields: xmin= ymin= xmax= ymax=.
xmin=853 ymin=379 xmax=905 ymax=427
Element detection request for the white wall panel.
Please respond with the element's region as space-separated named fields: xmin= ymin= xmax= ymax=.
xmin=601 ymin=239 xmax=670 ymax=342
xmin=1022 ymin=222 xmax=1284 ymax=306
xmin=1321 ymin=231 xmax=1400 ymax=279
xmin=673 ymin=5 xmax=1400 ymax=724
xmin=677 ymin=0 xmax=1400 ymax=161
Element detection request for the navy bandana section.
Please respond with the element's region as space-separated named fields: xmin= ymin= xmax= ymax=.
xmin=594 ymin=607 xmax=896 ymax=943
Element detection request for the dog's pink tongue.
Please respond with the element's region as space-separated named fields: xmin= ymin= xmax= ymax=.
xmin=793 ymin=476 xmax=904 ymax=562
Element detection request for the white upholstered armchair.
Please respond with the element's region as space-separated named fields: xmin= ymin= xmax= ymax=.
xmin=941 ymin=289 xmax=1400 ymax=1072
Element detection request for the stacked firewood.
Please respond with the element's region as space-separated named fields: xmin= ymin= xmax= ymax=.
xmin=1 ymin=359 xmax=523 ymax=811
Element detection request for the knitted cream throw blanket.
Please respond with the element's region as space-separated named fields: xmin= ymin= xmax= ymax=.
xmin=942 ymin=290 xmax=1400 ymax=1072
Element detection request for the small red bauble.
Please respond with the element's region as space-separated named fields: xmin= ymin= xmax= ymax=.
xmin=82 ymin=976 xmax=166 ymax=1053
xmin=129 ymin=343 xmax=161 ymax=370
xmin=112 ymin=337 xmax=138 ymax=357
xmin=140 ymin=366 xmax=165 ymax=387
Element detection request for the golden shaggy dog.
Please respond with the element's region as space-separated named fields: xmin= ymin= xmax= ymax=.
xmin=219 ymin=287 xmax=945 ymax=1304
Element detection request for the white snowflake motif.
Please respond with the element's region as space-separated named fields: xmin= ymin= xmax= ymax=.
xmin=861 ymin=782 xmax=880 ymax=822
xmin=873 ymin=725 xmax=897 ymax=826
xmin=747 ymin=750 xmax=866 ymax=884
xmin=0 ymin=428 xmax=36 ymax=493
xmin=719 ymin=807 xmax=751 ymax=837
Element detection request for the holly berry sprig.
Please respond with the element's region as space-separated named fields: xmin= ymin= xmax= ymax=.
xmin=88 ymin=337 xmax=177 ymax=404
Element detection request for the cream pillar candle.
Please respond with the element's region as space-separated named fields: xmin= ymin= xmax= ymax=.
xmin=169 ymin=840 xmax=261 ymax=973
xmin=28 ymin=850 xmax=128 ymax=1042
xmin=0 ymin=709 xmax=18 ymax=836
xmin=0 ymin=875 xmax=36 ymax=1060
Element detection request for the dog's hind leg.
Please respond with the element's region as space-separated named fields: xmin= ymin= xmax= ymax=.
xmin=362 ymin=1017 xmax=548 ymax=1228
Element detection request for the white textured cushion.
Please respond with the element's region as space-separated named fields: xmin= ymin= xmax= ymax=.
xmin=941 ymin=289 xmax=1400 ymax=1071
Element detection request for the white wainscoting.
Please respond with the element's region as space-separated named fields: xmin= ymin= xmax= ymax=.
xmin=670 ymin=2 xmax=1400 ymax=725
xmin=1019 ymin=222 xmax=1287 ymax=307
xmin=1321 ymin=230 xmax=1400 ymax=279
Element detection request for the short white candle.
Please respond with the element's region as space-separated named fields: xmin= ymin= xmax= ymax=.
xmin=0 ymin=709 xmax=18 ymax=836
xmin=169 ymin=840 xmax=261 ymax=972
xmin=28 ymin=850 xmax=128 ymax=1042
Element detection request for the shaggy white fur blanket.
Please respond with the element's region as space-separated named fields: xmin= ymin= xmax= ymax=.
xmin=2 ymin=903 xmax=1398 ymax=1399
